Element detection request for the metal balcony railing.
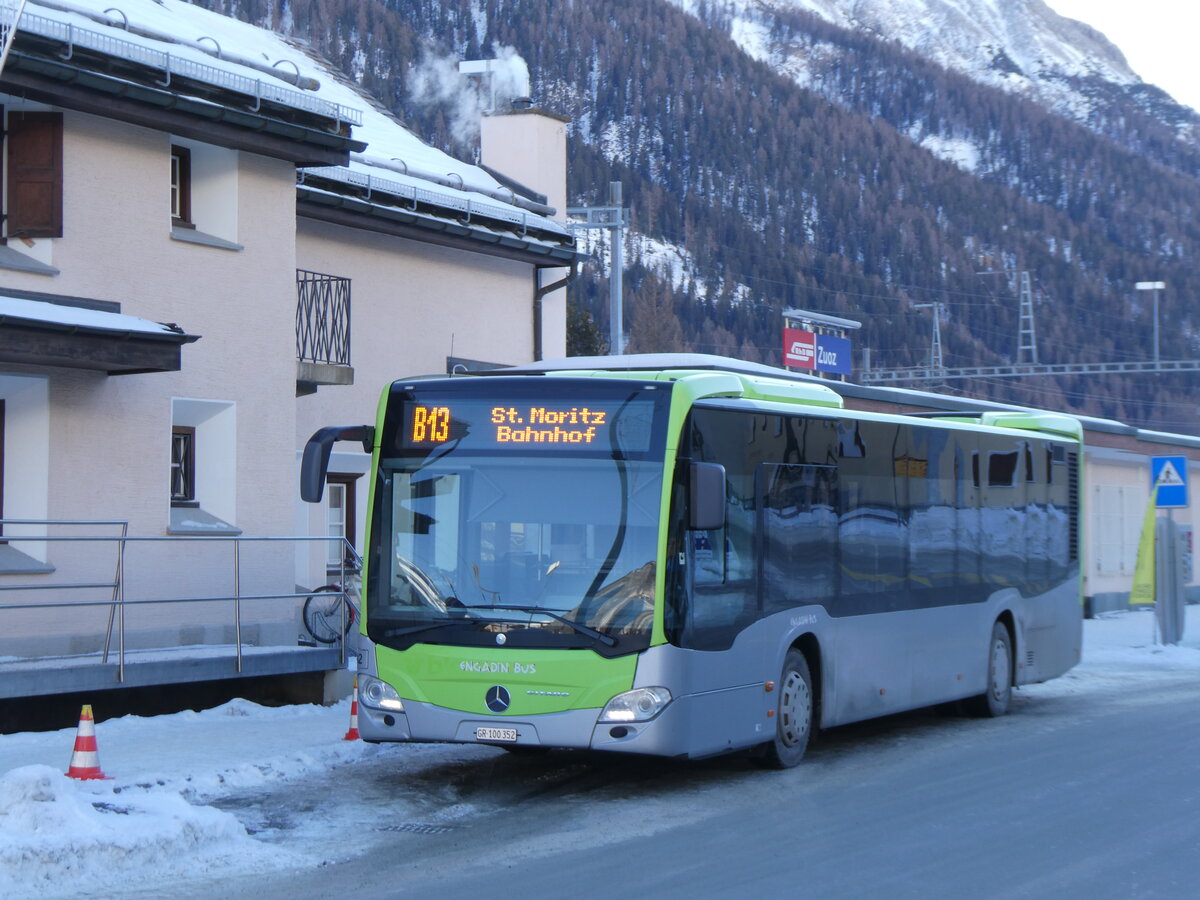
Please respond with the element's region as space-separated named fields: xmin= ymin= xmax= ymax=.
xmin=296 ymin=269 xmax=351 ymax=366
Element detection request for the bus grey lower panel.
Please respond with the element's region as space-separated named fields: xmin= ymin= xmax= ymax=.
xmin=590 ymin=688 xmax=766 ymax=759
xmin=357 ymin=694 xmax=754 ymax=760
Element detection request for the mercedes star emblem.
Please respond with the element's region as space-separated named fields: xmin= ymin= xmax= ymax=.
xmin=486 ymin=685 xmax=511 ymax=713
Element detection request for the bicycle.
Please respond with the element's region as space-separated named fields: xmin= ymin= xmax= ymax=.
xmin=302 ymin=574 xmax=360 ymax=645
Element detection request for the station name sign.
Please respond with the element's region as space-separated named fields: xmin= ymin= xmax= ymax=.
xmin=783 ymin=327 xmax=851 ymax=376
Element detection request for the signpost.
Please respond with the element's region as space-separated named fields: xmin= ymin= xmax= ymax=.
xmin=1150 ymin=456 xmax=1189 ymax=509
xmin=1139 ymin=456 xmax=1190 ymax=644
xmin=781 ymin=309 xmax=860 ymax=381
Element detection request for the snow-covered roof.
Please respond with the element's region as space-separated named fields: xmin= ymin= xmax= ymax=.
xmin=18 ymin=2 xmax=361 ymax=125
xmin=21 ymin=0 xmax=574 ymax=244
xmin=300 ymin=164 xmax=558 ymax=235
xmin=0 ymin=294 xmax=191 ymax=338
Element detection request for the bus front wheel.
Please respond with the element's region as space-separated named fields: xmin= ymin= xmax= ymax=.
xmin=759 ymin=649 xmax=813 ymax=769
xmin=966 ymin=620 xmax=1013 ymax=717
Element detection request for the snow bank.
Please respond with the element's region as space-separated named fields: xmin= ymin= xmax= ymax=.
xmin=0 ymin=764 xmax=282 ymax=898
xmin=0 ymin=698 xmax=370 ymax=897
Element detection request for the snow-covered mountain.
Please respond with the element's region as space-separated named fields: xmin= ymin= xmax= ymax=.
xmin=673 ymin=0 xmax=1187 ymax=126
xmin=196 ymin=0 xmax=1200 ymax=430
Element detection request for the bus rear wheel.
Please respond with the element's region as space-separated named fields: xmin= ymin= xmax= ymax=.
xmin=966 ymin=620 xmax=1013 ymax=717
xmin=759 ymin=649 xmax=813 ymax=769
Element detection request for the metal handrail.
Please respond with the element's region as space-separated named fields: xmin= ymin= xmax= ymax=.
xmin=2 ymin=591 xmax=316 ymax=610
xmin=0 ymin=520 xmax=357 ymax=680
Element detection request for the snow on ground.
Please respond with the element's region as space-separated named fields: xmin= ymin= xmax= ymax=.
xmin=0 ymin=608 xmax=1197 ymax=897
xmin=0 ymin=700 xmax=488 ymax=898
xmin=917 ymin=134 xmax=982 ymax=173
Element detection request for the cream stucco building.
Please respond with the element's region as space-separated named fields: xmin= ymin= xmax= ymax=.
xmin=0 ymin=0 xmax=582 ymax=699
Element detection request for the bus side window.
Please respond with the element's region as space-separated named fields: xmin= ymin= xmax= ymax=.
xmin=684 ymin=407 xmax=757 ymax=649
xmin=760 ymin=463 xmax=837 ymax=616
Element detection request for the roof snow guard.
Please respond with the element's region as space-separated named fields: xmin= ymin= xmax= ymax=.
xmin=298 ymin=170 xmax=585 ymax=267
xmin=2 ymin=6 xmax=364 ymax=166
xmin=18 ymin=11 xmax=359 ymax=125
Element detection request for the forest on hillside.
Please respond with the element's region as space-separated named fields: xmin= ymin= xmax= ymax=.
xmin=199 ymin=0 xmax=1200 ymax=431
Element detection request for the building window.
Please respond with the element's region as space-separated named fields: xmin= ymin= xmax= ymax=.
xmin=167 ymin=138 xmax=240 ymax=250
xmin=170 ymin=426 xmax=196 ymax=506
xmin=325 ymin=473 xmax=360 ymax=571
xmin=170 ymin=145 xmax=192 ymax=227
xmin=0 ymin=375 xmax=52 ymax=572
xmin=168 ymin=399 xmax=239 ymax=534
xmin=987 ymin=450 xmax=1019 ymax=487
xmin=4 ymin=110 xmax=64 ymax=239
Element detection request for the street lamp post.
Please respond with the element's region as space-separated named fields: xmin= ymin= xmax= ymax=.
xmin=1136 ymin=281 xmax=1165 ymax=363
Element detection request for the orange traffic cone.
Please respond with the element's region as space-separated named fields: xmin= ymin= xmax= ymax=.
xmin=343 ymin=677 xmax=360 ymax=741
xmin=66 ymin=704 xmax=111 ymax=780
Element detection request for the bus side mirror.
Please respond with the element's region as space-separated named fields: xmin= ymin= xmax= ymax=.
xmin=689 ymin=462 xmax=726 ymax=531
xmin=301 ymin=425 xmax=374 ymax=503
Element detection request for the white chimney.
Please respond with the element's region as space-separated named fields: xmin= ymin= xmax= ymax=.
xmin=480 ymin=102 xmax=570 ymax=223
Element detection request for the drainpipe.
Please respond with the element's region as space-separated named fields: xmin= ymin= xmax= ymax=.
xmin=534 ymin=262 xmax=578 ymax=361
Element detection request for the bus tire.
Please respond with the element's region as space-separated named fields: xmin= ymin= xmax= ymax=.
xmin=760 ymin=649 xmax=813 ymax=769
xmin=966 ymin=620 xmax=1013 ymax=717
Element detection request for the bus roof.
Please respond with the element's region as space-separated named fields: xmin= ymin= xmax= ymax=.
xmin=484 ymin=353 xmax=825 ymax=384
xmin=475 ymin=354 xmax=1082 ymax=442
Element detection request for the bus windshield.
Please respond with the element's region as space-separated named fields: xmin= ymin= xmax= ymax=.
xmin=366 ymin=379 xmax=670 ymax=655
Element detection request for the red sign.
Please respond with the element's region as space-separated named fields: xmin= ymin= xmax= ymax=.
xmin=783 ymin=328 xmax=816 ymax=370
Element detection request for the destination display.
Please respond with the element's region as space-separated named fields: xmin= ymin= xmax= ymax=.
xmin=397 ymin=394 xmax=661 ymax=454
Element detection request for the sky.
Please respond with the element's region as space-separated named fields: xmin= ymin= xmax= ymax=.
xmin=1046 ymin=0 xmax=1200 ymax=112
xmin=1 ymin=607 xmax=1198 ymax=898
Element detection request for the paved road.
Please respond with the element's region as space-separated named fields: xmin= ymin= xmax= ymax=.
xmin=178 ymin=675 xmax=1200 ymax=899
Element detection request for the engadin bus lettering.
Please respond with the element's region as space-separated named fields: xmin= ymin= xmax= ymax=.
xmin=459 ymin=660 xmax=537 ymax=675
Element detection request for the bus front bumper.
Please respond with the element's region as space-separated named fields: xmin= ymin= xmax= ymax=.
xmin=357 ymin=696 xmax=701 ymax=759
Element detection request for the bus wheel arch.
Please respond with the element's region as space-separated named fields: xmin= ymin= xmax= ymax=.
xmin=794 ymin=632 xmax=823 ymax=731
xmin=758 ymin=637 xmax=820 ymax=769
xmin=966 ymin=616 xmax=1014 ymax=718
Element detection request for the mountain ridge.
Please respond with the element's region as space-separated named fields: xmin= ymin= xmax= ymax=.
xmin=195 ymin=0 xmax=1200 ymax=431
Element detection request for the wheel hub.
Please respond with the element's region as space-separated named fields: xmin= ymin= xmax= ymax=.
xmin=779 ymin=670 xmax=812 ymax=748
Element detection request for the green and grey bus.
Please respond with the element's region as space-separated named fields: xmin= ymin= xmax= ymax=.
xmin=302 ymin=355 xmax=1082 ymax=767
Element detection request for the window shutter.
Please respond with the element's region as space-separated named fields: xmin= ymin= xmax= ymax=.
xmin=7 ymin=111 xmax=64 ymax=238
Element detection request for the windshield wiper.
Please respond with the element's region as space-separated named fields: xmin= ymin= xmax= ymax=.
xmin=382 ymin=620 xmax=479 ymax=639
xmin=481 ymin=604 xmax=617 ymax=647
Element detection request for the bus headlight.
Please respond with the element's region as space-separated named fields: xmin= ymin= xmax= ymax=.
xmin=599 ymin=687 xmax=672 ymax=723
xmin=360 ymin=675 xmax=405 ymax=712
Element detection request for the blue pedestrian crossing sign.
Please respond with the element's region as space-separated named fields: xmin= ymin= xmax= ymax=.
xmin=1151 ymin=456 xmax=1189 ymax=508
